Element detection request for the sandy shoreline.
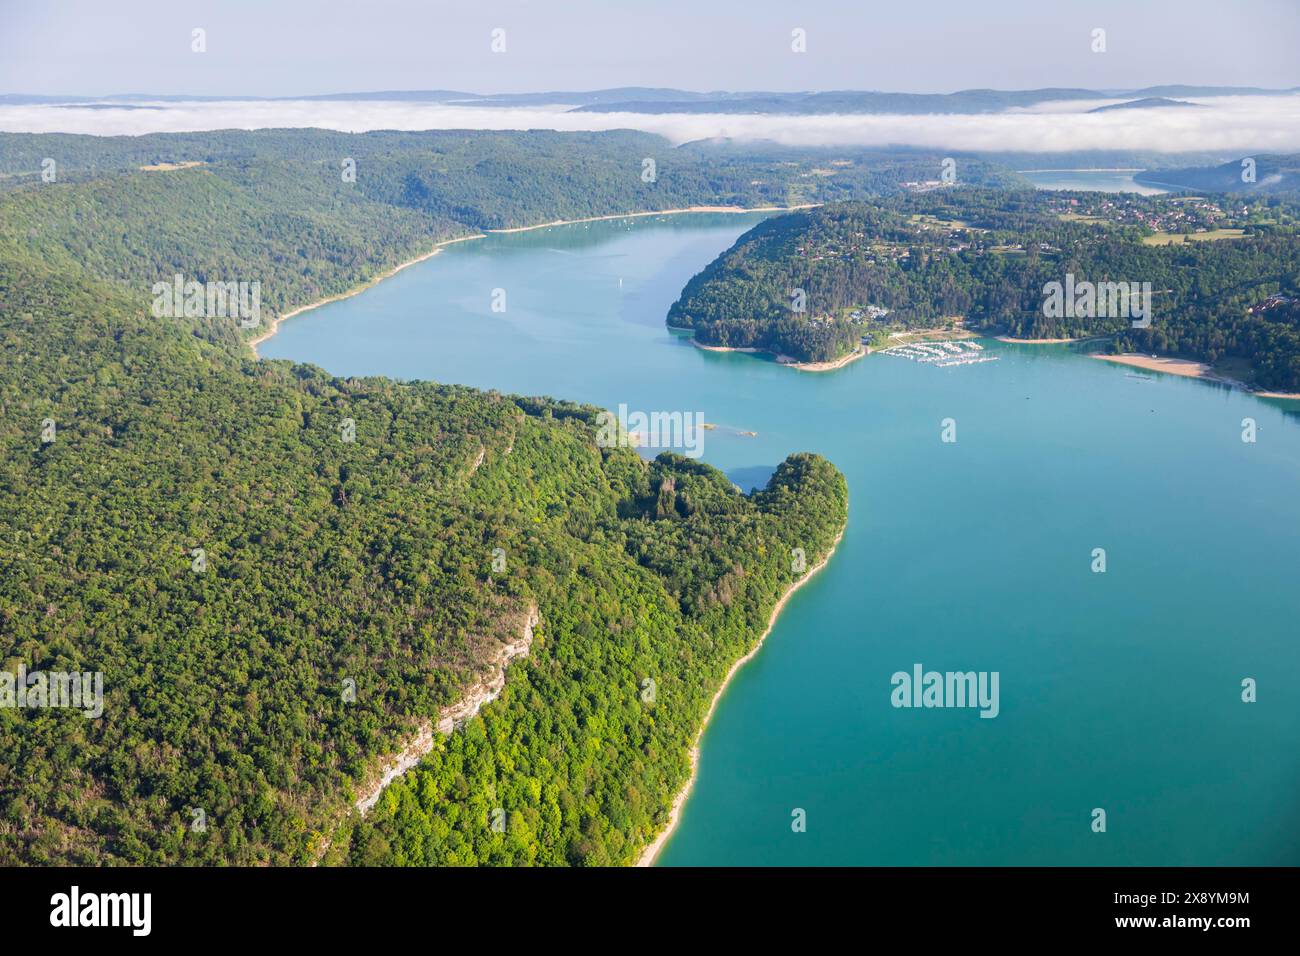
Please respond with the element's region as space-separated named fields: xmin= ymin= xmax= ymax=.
xmin=786 ymin=345 xmax=868 ymax=372
xmin=690 ymin=338 xmax=867 ymax=373
xmin=1091 ymin=353 xmax=1300 ymax=400
xmin=486 ymin=204 xmax=818 ymax=234
xmin=691 ymin=342 xmax=762 ymax=355
xmin=1091 ymin=353 xmax=1211 ymax=377
xmin=247 ymin=233 xmax=485 ymax=356
xmin=634 ymin=527 xmax=844 ymax=867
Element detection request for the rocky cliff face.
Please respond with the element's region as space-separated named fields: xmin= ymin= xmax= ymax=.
xmin=354 ymin=602 xmax=539 ymax=816
xmin=435 ymin=604 xmax=538 ymax=736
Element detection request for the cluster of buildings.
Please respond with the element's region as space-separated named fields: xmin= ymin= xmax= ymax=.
xmin=1053 ymin=195 xmax=1229 ymax=234
xmin=1249 ymin=293 xmax=1295 ymax=314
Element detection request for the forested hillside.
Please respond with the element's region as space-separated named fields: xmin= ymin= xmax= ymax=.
xmin=0 ymin=128 xmax=1017 ymax=215
xmin=1135 ymin=153 xmax=1300 ymax=193
xmin=0 ymin=160 xmax=466 ymax=346
xmin=667 ymin=191 xmax=1300 ymax=387
xmin=0 ymin=129 xmax=848 ymax=865
xmin=339 ymin=451 xmax=846 ymax=865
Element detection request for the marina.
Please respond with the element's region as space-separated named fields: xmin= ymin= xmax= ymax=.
xmin=878 ymin=339 xmax=1000 ymax=367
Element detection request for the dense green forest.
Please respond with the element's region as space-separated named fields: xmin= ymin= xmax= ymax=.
xmin=667 ymin=190 xmax=1300 ymax=387
xmin=0 ymin=128 xmax=848 ymax=864
xmin=0 ymin=128 xmax=1017 ymax=215
xmin=0 ymin=159 xmax=467 ymax=344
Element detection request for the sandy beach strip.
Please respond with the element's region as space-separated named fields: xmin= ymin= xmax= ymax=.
xmin=635 ymin=527 xmax=845 ymax=867
xmin=690 ymin=338 xmax=867 ymax=373
xmin=1090 ymin=353 xmax=1211 ymax=377
xmin=690 ymin=341 xmax=762 ymax=355
xmin=1091 ymin=353 xmax=1300 ymax=399
xmin=785 ymin=345 xmax=869 ymax=372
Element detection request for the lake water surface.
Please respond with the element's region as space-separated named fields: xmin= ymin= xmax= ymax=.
xmin=1021 ymin=169 xmax=1169 ymax=194
xmin=262 ymin=212 xmax=1300 ymax=865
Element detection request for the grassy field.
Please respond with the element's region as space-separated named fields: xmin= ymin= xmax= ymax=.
xmin=884 ymin=323 xmax=974 ymax=344
xmin=1141 ymin=228 xmax=1246 ymax=246
xmin=909 ymin=213 xmax=968 ymax=229
xmin=139 ymin=161 xmax=206 ymax=171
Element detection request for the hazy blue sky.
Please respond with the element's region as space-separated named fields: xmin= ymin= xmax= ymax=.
xmin=2 ymin=0 xmax=1298 ymax=96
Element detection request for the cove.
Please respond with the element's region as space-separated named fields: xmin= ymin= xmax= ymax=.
xmin=260 ymin=211 xmax=1300 ymax=866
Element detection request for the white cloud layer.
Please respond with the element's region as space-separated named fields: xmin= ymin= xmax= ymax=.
xmin=3 ymin=95 xmax=1300 ymax=153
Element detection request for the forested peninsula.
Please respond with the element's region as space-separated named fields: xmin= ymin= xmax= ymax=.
xmin=0 ymin=128 xmax=849 ymax=865
xmin=668 ymin=191 xmax=1300 ymax=389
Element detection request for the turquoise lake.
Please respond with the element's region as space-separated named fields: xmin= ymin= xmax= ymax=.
xmin=261 ymin=212 xmax=1300 ymax=866
xmin=1020 ymin=169 xmax=1169 ymax=194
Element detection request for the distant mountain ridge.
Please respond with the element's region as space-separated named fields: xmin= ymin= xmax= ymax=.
xmin=2 ymin=85 xmax=1296 ymax=114
xmin=1087 ymin=97 xmax=1202 ymax=113
xmin=571 ymin=86 xmax=1299 ymax=115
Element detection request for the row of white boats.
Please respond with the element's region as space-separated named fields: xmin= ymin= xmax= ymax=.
xmin=878 ymin=339 xmax=1000 ymax=367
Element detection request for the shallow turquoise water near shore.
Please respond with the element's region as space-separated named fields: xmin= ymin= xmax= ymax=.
xmin=262 ymin=212 xmax=1300 ymax=866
